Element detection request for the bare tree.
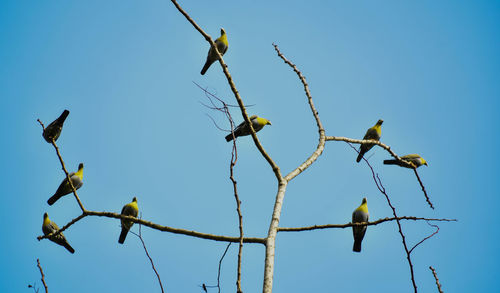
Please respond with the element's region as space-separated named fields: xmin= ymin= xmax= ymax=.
xmin=35 ymin=1 xmax=455 ymax=292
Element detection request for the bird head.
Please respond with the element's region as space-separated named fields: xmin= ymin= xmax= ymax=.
xmin=132 ymin=197 xmax=137 ymax=202
xmin=266 ymin=119 xmax=272 ymax=126
xmin=78 ymin=163 xmax=84 ymax=170
xmin=422 ymin=158 xmax=428 ymax=166
xmin=220 ymin=28 xmax=226 ymax=36
xmin=376 ymin=119 xmax=384 ymax=126
xmin=362 ymin=197 xmax=367 ymax=204
xmin=43 ymin=212 xmax=49 ymax=219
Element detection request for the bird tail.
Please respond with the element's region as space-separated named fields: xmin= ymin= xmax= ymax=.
xmin=63 ymin=241 xmax=75 ymax=254
xmin=356 ymin=152 xmax=364 ymax=163
xmin=47 ymin=194 xmax=61 ymax=206
xmin=225 ymin=133 xmax=234 ymax=142
xmin=353 ymin=240 xmax=362 ymax=252
xmin=200 ymin=60 xmax=211 ymax=75
xmin=58 ymin=110 xmax=70 ymax=124
xmin=383 ymin=159 xmax=399 ymax=165
xmin=118 ymin=228 xmax=129 ymax=244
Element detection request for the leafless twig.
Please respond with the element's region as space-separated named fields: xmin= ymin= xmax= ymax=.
xmin=327 ymin=136 xmax=434 ymax=209
xmin=36 ymin=259 xmax=48 ymax=293
xmin=130 ymin=215 xmax=164 ymax=293
xmin=409 ymin=222 xmax=440 ymax=254
xmin=278 ymin=217 xmax=455 ymax=232
xmin=195 ymin=82 xmax=245 ymax=292
xmin=217 ymin=243 xmax=232 ymax=293
xmin=37 ymin=210 xmax=266 ymax=244
xmin=429 ymin=266 xmax=444 ymax=293
xmin=347 ymin=142 xmax=418 ymax=292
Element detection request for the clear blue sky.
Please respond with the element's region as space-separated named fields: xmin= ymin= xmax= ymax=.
xmin=1 ymin=1 xmax=498 ymax=292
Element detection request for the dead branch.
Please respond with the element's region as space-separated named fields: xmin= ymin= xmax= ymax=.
xmin=327 ymin=136 xmax=434 ymax=209
xmin=429 ymin=266 xmax=444 ymax=293
xmin=278 ymin=217 xmax=455 ymax=232
xmin=170 ymin=0 xmax=282 ymax=181
xmin=37 ymin=119 xmax=86 ymax=212
xmin=36 ymin=259 xmax=48 ymax=293
xmin=37 ymin=210 xmax=266 ymax=244
xmin=130 ymin=217 xmax=165 ymax=293
xmin=347 ymin=142 xmax=418 ymax=292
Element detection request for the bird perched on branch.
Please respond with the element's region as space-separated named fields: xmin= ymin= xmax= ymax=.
xmin=352 ymin=197 xmax=369 ymax=253
xmin=384 ymin=154 xmax=428 ymax=168
xmin=225 ymin=115 xmax=271 ymax=142
xmin=43 ymin=110 xmax=70 ymax=143
xmin=47 ymin=163 xmax=84 ymax=205
xmin=201 ymin=28 xmax=228 ymax=75
xmin=42 ymin=212 xmax=75 ymax=254
xmin=356 ymin=119 xmax=383 ymax=163
xmin=118 ymin=197 xmax=139 ymax=244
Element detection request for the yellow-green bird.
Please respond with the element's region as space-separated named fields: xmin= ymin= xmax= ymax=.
xmin=42 ymin=212 xmax=75 ymax=254
xmin=352 ymin=197 xmax=369 ymax=253
xmin=43 ymin=110 xmax=70 ymax=143
xmin=356 ymin=119 xmax=383 ymax=163
xmin=225 ymin=115 xmax=271 ymax=142
xmin=47 ymin=163 xmax=84 ymax=206
xmin=118 ymin=197 xmax=139 ymax=244
xmin=200 ymin=28 xmax=228 ymax=75
xmin=384 ymin=154 xmax=428 ymax=168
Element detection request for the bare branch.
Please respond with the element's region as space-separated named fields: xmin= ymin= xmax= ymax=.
xmin=130 ymin=217 xmax=165 ymax=293
xmin=37 ymin=211 xmax=266 ymax=244
xmin=36 ymin=259 xmax=48 ymax=293
xmin=328 ymin=136 xmax=434 ymax=209
xmin=229 ymin=115 xmax=244 ymax=293
xmin=278 ymin=217 xmax=456 ymax=232
xmin=413 ymin=168 xmax=433 ymax=209
xmin=409 ymin=222 xmax=440 ymax=255
xmin=346 ymin=142 xmax=418 ymax=292
xmin=217 ymin=243 xmax=232 ymax=293
xmin=170 ymin=0 xmax=282 ymax=181
xmin=429 ymin=266 xmax=444 ymax=293
xmin=272 ymin=44 xmax=326 ymax=182
xmin=37 ymin=119 xmax=86 ymax=212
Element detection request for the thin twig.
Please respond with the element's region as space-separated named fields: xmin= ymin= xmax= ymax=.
xmin=37 ymin=211 xmax=266 ymax=244
xmin=409 ymin=222 xmax=440 ymax=254
xmin=273 ymin=44 xmax=326 ymax=182
xmin=278 ymin=217 xmax=455 ymax=232
xmin=229 ymin=112 xmax=244 ymax=293
xmin=196 ymin=82 xmax=245 ymax=292
xmin=36 ymin=259 xmax=48 ymax=293
xmin=217 ymin=243 xmax=232 ymax=293
xmin=37 ymin=119 xmax=86 ymax=212
xmin=130 ymin=216 xmax=165 ymax=293
xmin=429 ymin=266 xmax=444 ymax=293
xmin=413 ymin=168 xmax=433 ymax=209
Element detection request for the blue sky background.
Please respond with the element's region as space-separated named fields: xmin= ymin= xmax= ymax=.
xmin=1 ymin=1 xmax=499 ymax=292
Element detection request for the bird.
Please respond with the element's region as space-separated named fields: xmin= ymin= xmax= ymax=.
xmin=201 ymin=28 xmax=228 ymax=75
xmin=225 ymin=115 xmax=271 ymax=142
xmin=42 ymin=212 xmax=75 ymax=254
xmin=118 ymin=197 xmax=139 ymax=244
xmin=356 ymin=119 xmax=383 ymax=163
xmin=47 ymin=163 xmax=84 ymax=205
xmin=352 ymin=197 xmax=369 ymax=253
xmin=384 ymin=154 xmax=428 ymax=168
xmin=43 ymin=110 xmax=70 ymax=143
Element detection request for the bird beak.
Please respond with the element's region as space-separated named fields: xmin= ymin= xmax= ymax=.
xmin=268 ymin=121 xmax=272 ymax=126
